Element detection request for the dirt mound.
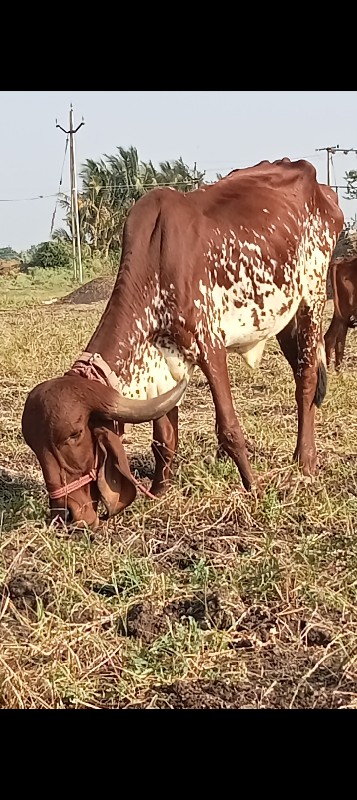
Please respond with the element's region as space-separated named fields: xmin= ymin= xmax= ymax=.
xmin=0 ymin=572 xmax=52 ymax=618
xmin=115 ymin=593 xmax=231 ymax=645
xmin=59 ymin=277 xmax=115 ymax=306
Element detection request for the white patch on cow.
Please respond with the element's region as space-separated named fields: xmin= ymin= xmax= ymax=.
xmin=263 ymin=209 xmax=269 ymax=213
xmin=115 ymin=331 xmax=194 ymax=405
xmin=194 ymin=210 xmax=338 ymax=371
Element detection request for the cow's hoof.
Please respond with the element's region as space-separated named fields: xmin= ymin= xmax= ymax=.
xmin=293 ymin=450 xmax=318 ymax=477
xmin=149 ymin=481 xmax=171 ymax=498
xmin=249 ymin=476 xmax=267 ymax=500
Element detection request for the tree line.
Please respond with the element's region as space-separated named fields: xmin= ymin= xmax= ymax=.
xmin=3 ymin=151 xmax=357 ymax=270
xmin=2 ymin=147 xmax=206 ymax=269
xmin=53 ymin=146 xmax=205 ymax=260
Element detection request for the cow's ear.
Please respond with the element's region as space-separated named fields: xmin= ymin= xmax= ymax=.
xmin=93 ymin=427 xmax=136 ymax=517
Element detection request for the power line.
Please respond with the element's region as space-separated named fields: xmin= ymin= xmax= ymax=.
xmin=0 ymin=192 xmax=61 ymax=203
xmin=1 ymin=155 xmax=357 ymax=204
xmin=79 ymin=180 xmax=200 ymax=190
xmin=0 ymin=182 xmax=354 ymax=202
xmin=0 ymin=180 xmax=354 ymax=203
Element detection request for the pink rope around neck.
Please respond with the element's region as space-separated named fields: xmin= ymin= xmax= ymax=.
xmin=49 ymin=469 xmax=157 ymax=502
xmin=49 ymin=469 xmax=97 ymax=500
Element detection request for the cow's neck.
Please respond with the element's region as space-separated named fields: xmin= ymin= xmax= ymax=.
xmin=85 ymin=265 xmax=158 ymax=386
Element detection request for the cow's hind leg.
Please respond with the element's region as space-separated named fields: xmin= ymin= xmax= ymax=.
xmin=277 ymin=303 xmax=326 ymax=476
xmin=324 ymin=314 xmax=347 ymax=371
xmin=325 ymin=314 xmax=347 ymax=369
xmin=199 ymin=346 xmax=254 ymax=491
xmin=334 ymin=324 xmax=348 ymax=370
xmin=150 ymin=407 xmax=178 ymax=496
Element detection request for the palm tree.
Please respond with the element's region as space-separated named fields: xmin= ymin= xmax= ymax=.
xmin=106 ymin=146 xmax=157 ymax=202
xmin=157 ymin=157 xmax=204 ymax=191
xmin=53 ymin=147 xmax=205 ymax=257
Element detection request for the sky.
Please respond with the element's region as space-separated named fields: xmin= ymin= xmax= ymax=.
xmin=1 ymin=90 xmax=357 ymax=252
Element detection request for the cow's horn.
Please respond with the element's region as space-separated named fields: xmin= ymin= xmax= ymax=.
xmin=104 ymin=378 xmax=187 ymax=423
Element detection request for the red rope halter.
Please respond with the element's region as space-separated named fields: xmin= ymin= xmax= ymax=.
xmin=49 ymin=468 xmax=157 ymax=501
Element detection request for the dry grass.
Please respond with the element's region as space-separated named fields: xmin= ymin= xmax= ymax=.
xmin=1 ymin=298 xmax=357 ymax=708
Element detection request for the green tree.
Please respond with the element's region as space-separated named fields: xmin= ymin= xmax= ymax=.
xmin=345 ymin=170 xmax=357 ymax=200
xmin=29 ymin=240 xmax=72 ymax=270
xmin=0 ymin=246 xmax=20 ymax=261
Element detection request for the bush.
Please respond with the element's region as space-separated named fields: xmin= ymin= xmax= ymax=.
xmin=29 ymin=240 xmax=72 ymax=270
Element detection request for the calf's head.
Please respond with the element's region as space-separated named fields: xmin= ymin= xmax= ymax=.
xmin=21 ymin=374 xmax=186 ymax=529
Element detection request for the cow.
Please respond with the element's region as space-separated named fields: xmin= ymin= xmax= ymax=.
xmin=21 ymin=157 xmax=344 ymax=530
xmin=325 ymin=256 xmax=357 ymax=370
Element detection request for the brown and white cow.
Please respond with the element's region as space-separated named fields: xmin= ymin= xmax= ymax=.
xmin=22 ymin=158 xmax=344 ymax=529
xmin=325 ymin=256 xmax=357 ymax=370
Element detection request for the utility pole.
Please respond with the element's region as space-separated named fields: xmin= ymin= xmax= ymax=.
xmin=56 ymin=105 xmax=85 ymax=282
xmin=316 ymin=145 xmax=357 ymax=190
xmin=193 ymin=161 xmax=198 ymax=191
xmin=192 ymin=161 xmax=205 ymax=191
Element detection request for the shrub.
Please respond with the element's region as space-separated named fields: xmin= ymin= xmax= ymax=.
xmin=28 ymin=240 xmax=72 ymax=270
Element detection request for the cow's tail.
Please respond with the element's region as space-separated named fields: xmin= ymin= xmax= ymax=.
xmin=314 ymin=339 xmax=327 ymax=408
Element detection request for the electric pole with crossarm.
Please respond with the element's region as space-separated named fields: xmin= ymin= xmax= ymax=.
xmin=56 ymin=105 xmax=85 ymax=283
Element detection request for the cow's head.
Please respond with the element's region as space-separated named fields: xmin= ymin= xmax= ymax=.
xmin=21 ymin=374 xmax=186 ymax=529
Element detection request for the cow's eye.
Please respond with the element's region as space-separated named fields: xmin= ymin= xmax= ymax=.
xmin=68 ymin=429 xmax=82 ymax=442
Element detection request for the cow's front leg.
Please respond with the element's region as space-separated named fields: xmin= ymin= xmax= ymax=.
xmin=150 ymin=407 xmax=178 ymax=496
xmin=199 ymin=343 xmax=255 ymax=491
xmin=293 ymin=302 xmax=327 ymax=476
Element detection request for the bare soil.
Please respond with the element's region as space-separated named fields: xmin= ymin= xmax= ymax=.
xmin=58 ymin=277 xmax=115 ymax=306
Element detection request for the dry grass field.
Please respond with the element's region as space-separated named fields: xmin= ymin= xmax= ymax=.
xmin=1 ymin=294 xmax=357 ymax=708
